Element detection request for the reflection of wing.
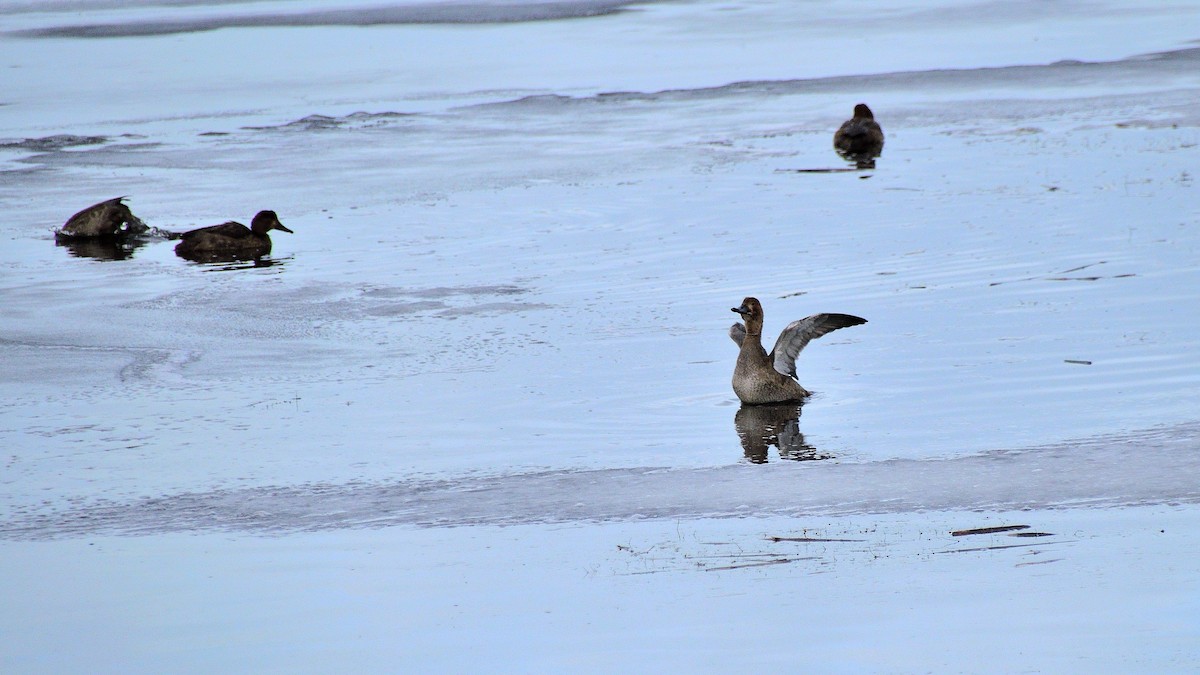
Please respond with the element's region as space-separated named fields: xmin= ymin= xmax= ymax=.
xmin=770 ymin=313 xmax=866 ymax=378
xmin=729 ymin=322 xmax=747 ymax=347
xmin=181 ymin=221 xmax=249 ymax=241
xmin=777 ymin=418 xmax=804 ymax=451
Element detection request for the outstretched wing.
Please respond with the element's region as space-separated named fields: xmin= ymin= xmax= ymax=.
xmin=770 ymin=313 xmax=866 ymax=378
xmin=729 ymin=322 xmax=747 ymax=347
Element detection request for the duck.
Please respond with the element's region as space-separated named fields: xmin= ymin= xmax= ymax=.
xmin=55 ymin=197 xmax=148 ymax=240
xmin=174 ymin=210 xmax=292 ymax=261
xmin=833 ymin=103 xmax=885 ymax=161
xmin=729 ymin=297 xmax=866 ymax=404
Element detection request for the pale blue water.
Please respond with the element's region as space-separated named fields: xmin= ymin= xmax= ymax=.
xmin=4 ymin=0 xmax=1199 ymax=502
xmin=1 ymin=1 xmax=1199 ymax=670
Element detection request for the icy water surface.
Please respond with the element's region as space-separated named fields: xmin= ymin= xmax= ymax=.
xmin=2 ymin=0 xmax=1200 ymax=670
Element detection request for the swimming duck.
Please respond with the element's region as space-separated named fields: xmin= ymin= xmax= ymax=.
xmin=730 ymin=297 xmax=866 ymax=404
xmin=55 ymin=197 xmax=148 ymax=240
xmin=833 ymin=103 xmax=885 ymax=161
xmin=174 ymin=210 xmax=292 ymax=261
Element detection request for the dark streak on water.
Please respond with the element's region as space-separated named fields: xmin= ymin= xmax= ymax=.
xmin=242 ymin=112 xmax=416 ymax=132
xmin=0 ymin=134 xmax=108 ymax=151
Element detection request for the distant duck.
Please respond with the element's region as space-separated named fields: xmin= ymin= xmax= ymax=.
xmin=55 ymin=197 xmax=148 ymax=239
xmin=730 ymin=297 xmax=866 ymax=405
xmin=833 ymin=103 xmax=885 ymax=161
xmin=174 ymin=210 xmax=292 ymax=261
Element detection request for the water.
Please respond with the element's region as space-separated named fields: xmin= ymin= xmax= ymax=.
xmin=2 ymin=0 xmax=1199 ymax=670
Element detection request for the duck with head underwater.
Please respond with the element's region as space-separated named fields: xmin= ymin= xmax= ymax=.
xmin=55 ymin=197 xmax=148 ymax=240
xmin=729 ymin=297 xmax=866 ymax=405
xmin=175 ymin=210 xmax=292 ymax=262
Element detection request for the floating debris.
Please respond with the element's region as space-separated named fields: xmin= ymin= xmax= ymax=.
xmin=766 ymin=535 xmax=865 ymax=543
xmin=951 ymin=525 xmax=1030 ymax=537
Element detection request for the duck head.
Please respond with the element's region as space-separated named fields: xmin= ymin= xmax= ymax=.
xmin=731 ymin=297 xmax=765 ymax=335
xmin=853 ymin=103 xmax=874 ymax=120
xmin=250 ymin=210 xmax=293 ymax=235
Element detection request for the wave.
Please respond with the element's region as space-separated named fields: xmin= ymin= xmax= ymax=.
xmin=12 ymin=1 xmax=649 ymax=38
xmin=225 ymin=45 xmax=1200 ymax=137
xmin=3 ymin=422 xmax=1197 ymax=540
xmin=485 ymin=46 xmax=1200 ymax=109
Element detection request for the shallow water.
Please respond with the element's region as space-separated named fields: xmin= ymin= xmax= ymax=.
xmin=5 ymin=506 xmax=1199 ymax=671
xmin=2 ymin=0 xmax=1199 ymax=670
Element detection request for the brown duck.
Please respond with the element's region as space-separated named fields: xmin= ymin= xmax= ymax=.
xmin=833 ymin=103 xmax=885 ymax=160
xmin=730 ymin=297 xmax=865 ymax=404
xmin=175 ymin=210 xmax=292 ymax=261
xmin=55 ymin=197 xmax=148 ymax=240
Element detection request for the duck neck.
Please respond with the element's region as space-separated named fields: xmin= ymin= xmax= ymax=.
xmin=744 ymin=317 xmax=763 ymax=339
xmin=741 ymin=326 xmax=764 ymax=354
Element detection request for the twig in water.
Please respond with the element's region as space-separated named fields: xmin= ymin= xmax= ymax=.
xmin=705 ymin=558 xmax=798 ymax=571
xmin=951 ymin=525 xmax=1030 ymax=537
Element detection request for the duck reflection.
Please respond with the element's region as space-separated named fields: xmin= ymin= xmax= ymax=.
xmin=177 ymin=250 xmax=285 ymax=266
xmin=55 ymin=236 xmax=149 ymax=261
xmin=200 ymin=255 xmax=290 ymax=272
xmin=734 ymin=403 xmax=830 ymax=464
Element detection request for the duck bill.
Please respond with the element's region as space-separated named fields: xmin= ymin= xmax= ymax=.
xmin=731 ymin=305 xmax=750 ymax=316
xmin=274 ymin=223 xmax=294 ymax=234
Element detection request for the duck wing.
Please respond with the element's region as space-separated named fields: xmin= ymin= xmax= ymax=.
xmin=180 ymin=221 xmax=250 ymax=240
xmin=729 ymin=322 xmax=747 ymax=347
xmin=769 ymin=313 xmax=867 ymax=378
xmin=836 ymin=120 xmax=871 ymax=140
xmin=834 ymin=120 xmax=884 ymax=155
